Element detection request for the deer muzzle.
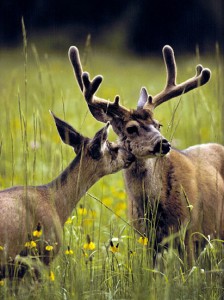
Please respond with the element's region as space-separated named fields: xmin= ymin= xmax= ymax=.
xmin=153 ymin=138 xmax=171 ymax=156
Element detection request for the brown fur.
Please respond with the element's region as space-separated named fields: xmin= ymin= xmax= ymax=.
xmin=124 ymin=143 xmax=224 ymax=257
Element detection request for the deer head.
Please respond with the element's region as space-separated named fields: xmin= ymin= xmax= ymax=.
xmin=51 ymin=112 xmax=135 ymax=172
xmin=68 ymin=45 xmax=211 ymax=158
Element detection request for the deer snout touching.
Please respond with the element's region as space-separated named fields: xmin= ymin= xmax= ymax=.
xmin=122 ymin=147 xmax=136 ymax=168
xmin=153 ymin=138 xmax=171 ymax=156
xmin=107 ymin=141 xmax=136 ymax=169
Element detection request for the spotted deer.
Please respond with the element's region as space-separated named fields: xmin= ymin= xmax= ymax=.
xmin=0 ymin=112 xmax=134 ymax=279
xmin=69 ymin=44 xmax=224 ymax=260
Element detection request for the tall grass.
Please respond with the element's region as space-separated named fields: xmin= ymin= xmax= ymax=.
xmin=0 ymin=35 xmax=223 ymax=299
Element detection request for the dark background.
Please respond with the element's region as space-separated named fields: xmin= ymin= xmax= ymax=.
xmin=0 ymin=0 xmax=223 ymax=54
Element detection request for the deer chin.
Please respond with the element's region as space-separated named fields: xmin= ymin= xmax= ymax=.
xmin=153 ymin=147 xmax=171 ymax=157
xmin=131 ymin=152 xmax=160 ymax=159
xmin=154 ymin=152 xmax=170 ymax=157
xmin=132 ymin=148 xmax=171 ymax=159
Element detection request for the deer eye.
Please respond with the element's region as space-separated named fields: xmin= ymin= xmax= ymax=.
xmin=126 ymin=125 xmax=138 ymax=135
xmin=153 ymin=121 xmax=163 ymax=130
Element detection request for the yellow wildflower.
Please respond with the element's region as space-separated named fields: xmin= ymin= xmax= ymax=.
xmin=110 ymin=241 xmax=119 ymax=253
xmin=115 ymin=201 xmax=127 ymax=216
xmin=115 ymin=202 xmax=127 ymax=211
xmin=45 ymin=245 xmax=54 ymax=251
xmin=65 ymin=246 xmax=74 ymax=255
xmin=78 ymin=205 xmax=87 ymax=216
xmin=83 ymin=241 xmax=96 ymax=251
xmin=25 ymin=241 xmax=37 ymax=249
xmin=0 ymin=246 xmax=4 ymax=251
xmin=138 ymin=236 xmax=148 ymax=246
xmin=49 ymin=271 xmax=55 ymax=281
xmin=110 ymin=187 xmax=126 ymax=200
xmin=83 ymin=234 xmax=96 ymax=250
xmin=0 ymin=280 xmax=4 ymax=286
xmin=102 ymin=196 xmax=113 ymax=206
xmin=33 ymin=222 xmax=42 ymax=237
xmin=33 ymin=230 xmax=42 ymax=237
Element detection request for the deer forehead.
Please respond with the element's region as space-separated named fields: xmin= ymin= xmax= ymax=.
xmin=125 ymin=118 xmax=156 ymax=129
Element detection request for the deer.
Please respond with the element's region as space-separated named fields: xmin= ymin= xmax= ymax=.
xmin=0 ymin=112 xmax=134 ymax=279
xmin=69 ymin=44 xmax=224 ymax=262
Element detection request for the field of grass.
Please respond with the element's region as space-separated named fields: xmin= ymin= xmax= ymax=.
xmin=0 ymin=33 xmax=224 ymax=299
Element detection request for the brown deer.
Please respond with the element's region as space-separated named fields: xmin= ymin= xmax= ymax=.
xmin=69 ymin=44 xmax=224 ymax=261
xmin=0 ymin=112 xmax=134 ymax=279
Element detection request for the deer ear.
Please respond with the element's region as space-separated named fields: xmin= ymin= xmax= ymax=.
xmin=88 ymin=122 xmax=110 ymax=159
xmin=50 ymin=111 xmax=87 ymax=154
xmin=137 ymin=87 xmax=148 ymax=109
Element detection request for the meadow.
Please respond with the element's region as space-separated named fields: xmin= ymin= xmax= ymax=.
xmin=0 ymin=32 xmax=224 ymax=299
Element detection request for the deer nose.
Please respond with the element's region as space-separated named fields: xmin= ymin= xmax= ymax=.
xmin=153 ymin=138 xmax=171 ymax=155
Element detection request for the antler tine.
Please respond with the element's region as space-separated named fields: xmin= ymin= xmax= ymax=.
xmin=82 ymin=72 xmax=103 ymax=101
xmin=163 ymin=45 xmax=177 ymax=87
xmin=69 ymin=46 xmax=103 ymax=97
xmin=69 ymin=46 xmax=84 ymax=92
xmin=144 ymin=45 xmax=211 ymax=110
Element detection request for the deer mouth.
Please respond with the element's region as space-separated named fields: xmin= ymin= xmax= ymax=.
xmin=152 ymin=138 xmax=171 ymax=156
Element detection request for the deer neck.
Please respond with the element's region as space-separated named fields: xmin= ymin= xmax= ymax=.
xmin=47 ymin=152 xmax=102 ymax=224
xmin=123 ymin=155 xmax=172 ymax=237
xmin=123 ymin=155 xmax=168 ymax=205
